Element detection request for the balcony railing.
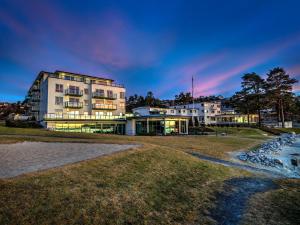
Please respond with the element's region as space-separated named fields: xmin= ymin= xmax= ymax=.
xmin=48 ymin=74 xmax=124 ymax=88
xmin=64 ymin=101 xmax=83 ymax=108
xmin=65 ymin=89 xmax=83 ymax=96
xmin=92 ymin=103 xmax=117 ymax=110
xmin=44 ymin=113 xmax=125 ymax=120
xmin=31 ymin=106 xmax=40 ymax=112
xmin=92 ymin=92 xmax=117 ymax=100
xmin=31 ymin=86 xmax=40 ymax=92
xmin=31 ymin=97 xmax=40 ymax=102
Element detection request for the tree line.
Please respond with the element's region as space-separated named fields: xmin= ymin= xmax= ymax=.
xmin=126 ymin=67 xmax=299 ymax=127
xmin=231 ymin=67 xmax=298 ymax=127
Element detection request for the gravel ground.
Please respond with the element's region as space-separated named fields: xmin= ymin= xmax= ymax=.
xmin=0 ymin=142 xmax=137 ymax=178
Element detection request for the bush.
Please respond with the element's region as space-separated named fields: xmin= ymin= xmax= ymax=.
xmin=5 ymin=119 xmax=42 ymax=128
xmin=188 ymin=126 xmax=215 ymax=135
xmin=259 ymin=126 xmax=285 ymax=135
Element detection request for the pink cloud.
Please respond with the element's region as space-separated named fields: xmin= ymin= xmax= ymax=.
xmin=2 ymin=2 xmax=174 ymax=70
xmin=0 ymin=10 xmax=31 ymax=38
xmin=194 ymin=33 xmax=300 ymax=96
xmin=156 ymin=52 xmax=227 ymax=96
xmin=287 ymin=65 xmax=300 ymax=79
xmin=293 ymin=84 xmax=300 ymax=92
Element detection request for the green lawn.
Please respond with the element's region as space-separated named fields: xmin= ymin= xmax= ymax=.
xmin=0 ymin=125 xmax=299 ymax=224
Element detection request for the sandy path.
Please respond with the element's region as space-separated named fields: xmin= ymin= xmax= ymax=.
xmin=0 ymin=142 xmax=137 ymax=178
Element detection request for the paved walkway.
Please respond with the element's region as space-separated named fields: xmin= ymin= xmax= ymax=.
xmin=0 ymin=142 xmax=137 ymax=178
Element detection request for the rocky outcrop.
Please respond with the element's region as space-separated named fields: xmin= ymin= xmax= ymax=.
xmin=238 ymin=133 xmax=298 ymax=168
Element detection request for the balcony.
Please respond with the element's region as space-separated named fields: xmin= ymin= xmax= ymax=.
xmin=92 ymin=92 xmax=116 ymax=100
xmin=92 ymin=103 xmax=117 ymax=110
xmin=44 ymin=113 xmax=125 ymax=120
xmin=31 ymin=106 xmax=40 ymax=112
xmin=31 ymin=85 xmax=40 ymax=92
xmin=31 ymin=97 xmax=40 ymax=102
xmin=64 ymin=101 xmax=83 ymax=108
xmin=65 ymin=89 xmax=83 ymax=96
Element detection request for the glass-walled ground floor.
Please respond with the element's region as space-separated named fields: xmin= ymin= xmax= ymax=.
xmin=46 ymin=121 xmax=126 ymax=134
xmin=135 ymin=118 xmax=188 ymax=135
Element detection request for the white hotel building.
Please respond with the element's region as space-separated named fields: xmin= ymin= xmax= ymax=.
xmin=27 ymin=70 xmax=127 ymax=134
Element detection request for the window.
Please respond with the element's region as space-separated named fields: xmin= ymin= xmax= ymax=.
xmin=95 ymin=89 xmax=104 ymax=97
xmin=55 ymin=84 xmax=63 ymax=93
xmin=190 ymin=110 xmax=193 ymax=113
xmin=119 ymin=102 xmax=125 ymax=108
xmin=107 ymin=90 xmax=113 ymax=98
xmin=120 ymin=92 xmax=125 ymax=99
xmin=84 ymin=88 xmax=89 ymax=95
xmin=55 ymin=96 xmax=63 ymax=105
xmin=84 ymin=100 xmax=89 ymax=106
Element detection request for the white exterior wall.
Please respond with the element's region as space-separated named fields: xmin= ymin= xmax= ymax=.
xmin=132 ymin=107 xmax=198 ymax=117
xmin=28 ymin=71 xmax=126 ymax=121
xmin=171 ymin=101 xmax=221 ymax=124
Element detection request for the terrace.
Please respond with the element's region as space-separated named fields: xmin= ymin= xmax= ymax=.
xmin=64 ymin=89 xmax=83 ymax=96
xmin=44 ymin=113 xmax=125 ymax=120
xmin=64 ymin=101 xmax=83 ymax=108
xmin=92 ymin=92 xmax=117 ymax=100
xmin=92 ymin=103 xmax=117 ymax=110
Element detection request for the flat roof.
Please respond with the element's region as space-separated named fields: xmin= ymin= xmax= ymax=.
xmin=55 ymin=70 xmax=114 ymax=82
xmin=128 ymin=115 xmax=190 ymax=119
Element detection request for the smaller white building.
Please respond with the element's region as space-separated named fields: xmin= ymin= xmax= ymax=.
xmin=171 ymin=101 xmax=221 ymax=125
xmin=126 ymin=106 xmax=194 ymax=136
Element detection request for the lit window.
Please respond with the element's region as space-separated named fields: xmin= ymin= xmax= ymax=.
xmin=120 ymin=92 xmax=125 ymax=99
xmin=55 ymin=96 xmax=63 ymax=105
xmin=55 ymin=84 xmax=63 ymax=93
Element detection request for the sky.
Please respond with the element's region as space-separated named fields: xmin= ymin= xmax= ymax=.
xmin=0 ymin=0 xmax=300 ymax=102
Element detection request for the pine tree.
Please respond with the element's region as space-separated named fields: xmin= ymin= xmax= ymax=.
xmin=265 ymin=67 xmax=298 ymax=127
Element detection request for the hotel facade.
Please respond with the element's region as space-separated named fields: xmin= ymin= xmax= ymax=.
xmin=27 ymin=71 xmax=127 ymax=134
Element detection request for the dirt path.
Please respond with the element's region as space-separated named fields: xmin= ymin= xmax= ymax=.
xmin=190 ymin=152 xmax=279 ymax=225
xmin=210 ymin=177 xmax=277 ymax=225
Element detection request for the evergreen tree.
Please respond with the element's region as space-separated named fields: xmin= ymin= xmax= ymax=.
xmin=241 ymin=73 xmax=266 ymax=127
xmin=265 ymin=67 xmax=298 ymax=127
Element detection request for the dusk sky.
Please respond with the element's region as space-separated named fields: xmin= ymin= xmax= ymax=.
xmin=1 ymin=0 xmax=300 ymax=102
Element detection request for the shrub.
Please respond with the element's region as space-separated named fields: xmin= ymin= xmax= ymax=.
xmin=5 ymin=119 xmax=42 ymax=128
xmin=259 ymin=126 xmax=285 ymax=135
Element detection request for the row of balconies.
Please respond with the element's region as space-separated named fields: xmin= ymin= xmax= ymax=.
xmin=64 ymin=102 xmax=117 ymax=110
xmin=30 ymin=102 xmax=117 ymax=112
xmin=64 ymin=89 xmax=117 ymax=100
xmin=44 ymin=113 xmax=126 ymax=120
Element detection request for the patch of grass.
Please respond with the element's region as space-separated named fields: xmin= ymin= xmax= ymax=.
xmin=211 ymin=127 xmax=270 ymax=138
xmin=0 ymin=145 xmax=249 ymax=225
xmin=0 ymin=126 xmax=283 ymax=225
xmin=277 ymin=128 xmax=300 ymax=134
xmin=241 ymin=179 xmax=300 ymax=225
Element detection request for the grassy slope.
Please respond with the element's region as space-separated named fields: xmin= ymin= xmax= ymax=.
xmin=0 ymin=126 xmax=299 ymax=224
xmin=0 ymin=143 xmax=248 ymax=225
xmin=241 ymin=179 xmax=300 ymax=225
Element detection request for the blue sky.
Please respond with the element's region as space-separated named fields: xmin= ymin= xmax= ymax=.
xmin=0 ymin=0 xmax=299 ymax=102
